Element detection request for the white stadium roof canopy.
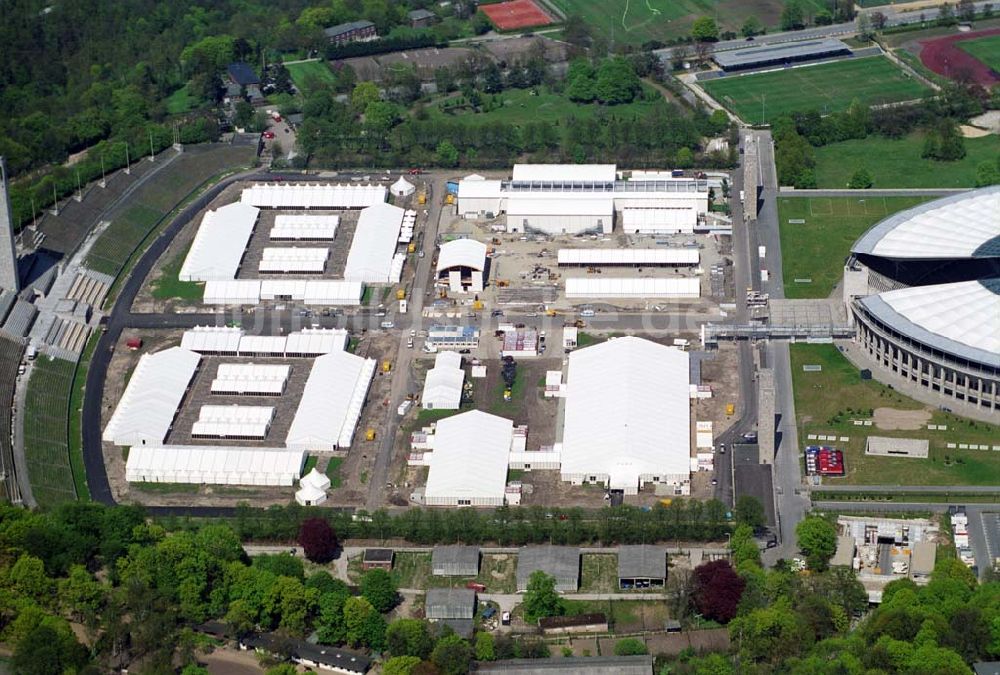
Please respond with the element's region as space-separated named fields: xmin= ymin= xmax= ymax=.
xmin=241 ymin=183 xmax=386 ymax=209
xmin=561 ymin=337 xmax=690 ymax=491
xmin=103 ymin=347 xmax=201 ymax=446
xmin=270 ymin=214 xmax=340 ymax=241
xmin=285 ymin=351 xmax=377 ymax=451
xmin=437 ymin=239 xmax=488 ymax=273
xmin=565 ymin=277 xmax=700 ymax=298
xmin=179 ymin=202 xmax=259 ymax=281
xmin=557 ymin=248 xmax=699 ymax=266
xmin=126 ymin=445 xmax=304 ymax=486
xmin=512 ymin=164 xmax=616 ymax=183
xmin=424 ymin=410 xmax=513 ymax=506
xmin=343 ymin=202 xmax=405 ymax=283
xmin=852 ymin=186 xmax=1000 ymax=259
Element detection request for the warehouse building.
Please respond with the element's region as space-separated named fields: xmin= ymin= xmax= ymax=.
xmin=125 ymin=445 xmax=305 ymax=486
xmin=423 ymin=410 xmax=513 ymax=506
xmin=103 ymin=346 xmax=201 ymax=446
xmin=516 ymin=546 xmax=580 ymax=592
xmin=712 ymin=38 xmax=852 ymax=71
xmin=422 ymin=351 xmax=465 ymax=410
xmin=432 ymin=545 xmax=480 ymax=576
xmin=617 ymin=545 xmax=668 ymax=589
xmin=241 ymin=183 xmax=386 ymax=209
xmin=343 ymin=202 xmax=406 ymax=283
xmin=179 ymin=202 xmax=260 ymax=281
xmin=285 ymin=350 xmax=377 ymax=451
xmin=561 ymin=337 xmax=691 ymax=495
xmin=436 ymin=239 xmax=488 ymax=293
xmin=565 ymin=277 xmax=700 ymax=299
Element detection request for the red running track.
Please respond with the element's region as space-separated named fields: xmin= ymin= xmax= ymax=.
xmin=918 ymin=27 xmax=1000 ymax=87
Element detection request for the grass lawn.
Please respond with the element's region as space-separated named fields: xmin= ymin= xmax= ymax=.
xmin=561 ymin=599 xmax=668 ymax=633
xmin=24 ymin=357 xmax=78 ymax=506
xmin=301 ymin=455 xmax=318 ymax=476
xmin=286 ymin=60 xmax=336 ymax=92
xmin=325 ymin=457 xmax=343 ymax=488
xmin=702 ymin=57 xmax=930 ymax=124
xmin=776 ymin=195 xmax=930 ymax=299
xmin=166 ymin=84 xmax=202 ymax=114
xmin=487 ymin=367 xmax=527 ymax=416
xmin=579 ymin=554 xmax=619 ymax=593
xmin=790 ymin=344 xmax=1000 ymax=486
xmin=812 ymin=132 xmax=1000 ymax=189
xmin=151 ymin=244 xmax=203 ymax=301
xmin=575 ymin=332 xmax=604 ymax=348
xmin=957 ymin=33 xmax=1000 ymax=71
xmin=391 ymin=552 xmax=433 ymax=589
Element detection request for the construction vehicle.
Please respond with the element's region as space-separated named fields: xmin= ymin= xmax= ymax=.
xmin=545 ymin=309 xmax=557 ymax=317
xmin=726 ymin=403 xmax=736 ymax=416
xmin=365 ymin=428 xmax=376 ymax=441
xmin=445 ymin=194 xmax=455 ymax=205
xmin=382 ymin=360 xmax=392 ymax=373
xmin=659 ymin=498 xmax=673 ymax=507
xmin=496 ymin=279 xmax=510 ymax=288
xmin=417 ymin=193 xmax=426 ymax=205
xmin=396 ymin=289 xmax=406 ymax=300
xmin=472 ymin=299 xmax=484 ymax=310
xmin=407 ymin=242 xmax=416 ymax=253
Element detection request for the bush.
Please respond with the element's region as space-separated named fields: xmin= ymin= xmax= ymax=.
xmin=614 ymin=638 xmax=648 ymax=656
xmin=298 ymin=517 xmax=337 ymax=563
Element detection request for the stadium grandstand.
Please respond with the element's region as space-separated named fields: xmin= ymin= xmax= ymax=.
xmin=713 ymin=38 xmax=852 ymax=72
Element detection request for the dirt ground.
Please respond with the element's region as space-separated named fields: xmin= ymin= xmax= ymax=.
xmin=873 ymin=406 xmax=932 ymax=431
xmin=198 ymin=647 xmax=265 ymax=675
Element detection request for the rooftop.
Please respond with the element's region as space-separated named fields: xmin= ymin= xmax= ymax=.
xmin=618 ymin=545 xmax=668 ymax=579
xmin=713 ymin=38 xmax=850 ymax=69
xmin=227 ymin=62 xmax=260 ymax=86
xmin=324 ymin=20 xmax=376 ymax=37
xmin=476 ymin=655 xmax=654 ymax=674
xmin=517 ymin=545 xmax=580 ymax=591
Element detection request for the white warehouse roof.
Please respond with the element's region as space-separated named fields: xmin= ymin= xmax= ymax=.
xmin=562 ymin=337 xmax=691 ymax=491
xmin=557 ymin=248 xmax=699 ymax=266
xmin=181 ymin=326 xmax=243 ymax=353
xmin=258 ymin=247 xmax=329 ymax=274
xmin=241 ymin=183 xmax=386 ymax=209
xmin=202 ymin=279 xmax=362 ymax=305
xmin=182 ymin=327 xmax=349 ymax=356
xmin=512 ymin=164 xmax=616 ymax=183
xmin=103 ymin=347 xmax=201 ymax=446
xmin=852 ymin=186 xmax=1000 ymax=259
xmin=285 ymin=351 xmax=377 ymax=451
xmin=424 ymin=410 xmax=513 ymax=506
xmin=126 ymin=445 xmax=304 ymax=486
xmin=192 ymin=405 xmax=275 ymax=439
xmin=506 ymin=195 xmax=614 ymax=217
xmin=437 ymin=239 xmax=488 ymax=273
xmin=270 ymin=214 xmax=339 ymax=241
xmin=179 ymin=202 xmax=260 ymax=281
xmin=211 ymin=363 xmax=290 ymax=396
xmin=457 ymin=179 xmax=502 ymax=200
xmin=422 ymin=351 xmax=465 ymax=410
xmin=343 ymin=202 xmax=405 ymax=283
xmin=565 ymin=277 xmax=700 ymax=298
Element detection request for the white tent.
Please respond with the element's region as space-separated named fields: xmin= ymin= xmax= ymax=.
xmin=270 ymin=214 xmax=339 ymax=241
xmin=390 ymin=176 xmax=416 ymax=197
xmin=295 ymin=467 xmax=332 ymax=506
xmin=191 ymin=405 xmax=275 ymax=439
xmin=181 ymin=326 xmax=243 ymax=355
xmin=211 ymin=363 xmax=290 ymax=396
xmin=565 ymin=277 xmax=700 ymax=299
xmin=126 ymin=445 xmax=305 ymax=486
xmin=343 ymin=203 xmax=405 ymax=283
xmin=424 ymin=410 xmax=513 ymax=506
xmin=421 ymin=351 xmax=464 ymax=410
xmin=103 ymin=347 xmax=201 ymax=446
xmin=241 ymin=183 xmax=386 ymax=209
xmin=258 ymin=247 xmax=329 ymax=274
xmin=285 ymin=351 xmax=377 ymax=451
xmin=179 ymin=202 xmax=259 ymax=281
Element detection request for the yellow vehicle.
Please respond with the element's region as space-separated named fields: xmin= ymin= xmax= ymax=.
xmin=659 ymin=498 xmax=673 ymax=507
xmin=545 ymin=309 xmax=557 ymax=317
xmin=726 ymin=403 xmax=736 ymax=416
xmin=472 ymin=300 xmax=484 ymax=310
xmin=407 ymin=242 xmax=416 ymax=253
xmin=382 ymin=360 xmax=392 ymax=373
xmin=417 ymin=193 xmax=427 ymax=204
xmin=396 ymin=288 xmax=406 ymax=300
xmin=445 ymin=194 xmax=455 ymax=205
xmin=365 ymin=428 xmax=376 ymax=441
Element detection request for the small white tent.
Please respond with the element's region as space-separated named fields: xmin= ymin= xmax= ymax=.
xmin=295 ymin=467 xmax=332 ymax=506
xmin=390 ymin=176 xmax=416 ymax=197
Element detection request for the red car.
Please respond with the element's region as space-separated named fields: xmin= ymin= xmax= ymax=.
xmin=465 ymin=582 xmax=486 ymax=592
xmin=263 ymin=131 xmax=275 ymax=139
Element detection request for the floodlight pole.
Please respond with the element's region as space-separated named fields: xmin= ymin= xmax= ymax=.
xmin=50 ymin=183 xmax=58 ymax=216
xmin=124 ymin=141 xmax=131 ymax=175
xmin=100 ymin=155 xmax=106 ymax=188
xmin=149 ymin=129 xmax=155 ymax=162
xmin=761 ymin=94 xmax=766 ymax=126
xmin=75 ymin=168 xmax=82 ymax=202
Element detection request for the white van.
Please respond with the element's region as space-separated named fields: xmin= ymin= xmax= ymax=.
xmin=380 ymin=321 xmax=395 ymax=329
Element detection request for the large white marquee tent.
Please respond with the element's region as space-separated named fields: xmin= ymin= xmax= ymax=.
xmin=179 ymin=202 xmax=260 ymax=281
xmin=202 ymin=279 xmax=363 ymax=305
xmin=285 ymin=351 xmax=377 ymax=451
xmin=182 ymin=327 xmax=349 ymax=357
xmin=211 ymin=363 xmax=290 ymax=396
xmin=343 ymin=202 xmax=406 ymax=283
xmin=270 ymin=214 xmax=340 ymax=241
xmin=126 ymin=445 xmax=305 ymax=486
xmin=421 ymin=351 xmax=464 ymax=410
xmin=241 ymin=183 xmax=386 ymax=209
xmin=424 ymin=410 xmax=513 ymax=507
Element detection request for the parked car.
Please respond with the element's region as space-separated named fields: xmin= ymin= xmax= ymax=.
xmin=263 ymin=131 xmax=275 ymax=139
xmin=501 ymin=611 xmax=511 ymax=626
xmin=466 ymin=582 xmax=487 ymax=592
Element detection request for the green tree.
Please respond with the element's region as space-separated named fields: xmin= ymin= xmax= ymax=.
xmin=436 ymin=140 xmax=459 ymax=167
xmin=781 ymin=0 xmax=806 ymax=30
xmin=691 ymin=16 xmax=720 ymax=41
xmin=741 ymin=15 xmax=764 ymax=37
xmin=475 ymin=631 xmax=496 ymax=661
xmin=12 ymin=624 xmax=88 ymax=675
xmin=734 ymin=496 xmax=765 ymax=530
xmin=729 ymin=600 xmax=804 ymax=664
xmin=594 ymin=58 xmax=642 ymax=105
xmin=975 ymin=160 xmax=1000 ymax=186
xmin=344 ymin=596 xmax=387 ymax=651
xmin=431 ymin=633 xmax=472 ymax=675
xmin=383 ymin=656 xmax=422 ymax=675
xmin=352 ymin=81 xmax=381 ymax=112
xmin=796 ymin=516 xmax=837 ymax=571
xmin=565 ymin=60 xmax=597 ymax=103
xmin=58 ymin=565 xmax=104 ymax=622
xmin=522 ymin=571 xmax=563 ymax=623
xmin=614 ymin=637 xmax=648 ymax=655
xmin=387 ymin=618 xmax=434 ymax=658
xmin=847 ymin=168 xmax=873 ymax=189
xmin=731 ymin=524 xmax=762 ymax=568
xmin=676 ymin=147 xmax=694 ymax=169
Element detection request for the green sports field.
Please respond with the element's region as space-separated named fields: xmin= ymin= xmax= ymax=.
xmin=702 ymin=56 xmax=931 ymax=124
xmin=286 ymin=60 xmax=336 ymax=92
xmin=957 ymin=33 xmax=1000 ymax=71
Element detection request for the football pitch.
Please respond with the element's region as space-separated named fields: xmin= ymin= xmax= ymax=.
xmin=702 ymin=57 xmax=931 ymax=124
xmin=957 ymin=33 xmax=1000 ymax=71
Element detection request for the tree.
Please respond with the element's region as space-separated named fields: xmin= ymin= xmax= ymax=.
xmin=729 ymin=600 xmax=805 ymax=664
xmin=344 ymin=596 xmax=387 ymax=651
xmin=734 ymin=496 xmax=765 ymax=530
xmin=12 ymin=625 xmax=88 ymax=675
xmin=670 ymin=45 xmax=690 ymax=71
xmin=383 ymin=656 xmax=423 ymax=675
xmin=387 ymin=618 xmax=434 ymax=658
xmin=796 ymin=516 xmax=838 ymax=571
xmin=565 ymin=61 xmax=597 ymax=103
xmin=937 ymin=2 xmax=958 ymax=26
xmin=435 ymin=140 xmax=459 ymax=167
xmin=781 ymin=0 xmax=806 ymax=30
xmin=298 ymin=518 xmax=337 ymax=563
xmin=922 ymin=119 xmax=966 ymax=161
xmin=594 ymin=58 xmax=642 ymax=105
xmin=857 ymin=12 xmax=874 ymax=40
xmin=693 ymin=560 xmax=745 ymax=623
xmin=351 ymin=81 xmax=381 ymax=112
xmin=872 ymin=11 xmax=888 ymax=29
xmin=958 ymin=0 xmax=976 ymax=22
xmin=522 ymin=571 xmax=563 ymax=623
xmin=741 ymin=15 xmax=764 ymax=37
xmin=676 ymin=147 xmax=694 ymax=169
xmin=264 ymin=666 xmax=297 ymax=675
xmin=730 ymin=524 xmax=762 ymax=569
xmin=475 ymin=631 xmax=496 ymax=661
xmin=614 ymin=638 xmax=648 ymax=655
xmin=691 ymin=16 xmax=720 ymax=42
xmin=431 ymin=634 xmax=472 ymax=675
xmin=976 ymin=160 xmax=1000 ymax=186
xmin=815 ymin=9 xmax=833 ymax=25
xmin=848 ymin=168 xmax=873 ymax=189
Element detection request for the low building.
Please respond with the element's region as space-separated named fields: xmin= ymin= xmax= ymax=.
xmin=226 ymin=62 xmax=262 ymax=100
xmin=517 ymin=546 xmax=580 ymax=592
xmin=423 ymin=410 xmax=514 ymax=507
xmin=325 ymin=20 xmax=378 ymax=45
xmin=476 ymin=655 xmax=654 ymax=674
xmin=538 ymin=613 xmax=608 ymax=635
xmin=427 ymin=325 xmax=480 ymax=350
xmin=426 ymin=587 xmax=476 ymax=620
xmin=240 ymin=633 xmax=370 ymax=674
xmin=437 ymin=239 xmax=488 ymax=294
xmin=362 ymin=548 xmax=393 ymax=571
xmin=617 ymin=545 xmax=667 ymax=589
xmin=712 ymin=38 xmax=851 ymax=71
xmin=409 ymin=8 xmax=437 ymax=27
xmin=432 ymin=545 xmax=480 ymax=576
xmin=422 ymin=350 xmax=465 ymax=410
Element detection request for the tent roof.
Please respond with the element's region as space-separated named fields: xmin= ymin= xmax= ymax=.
xmin=343 ymin=202 xmax=405 ymax=283
xmin=179 ymin=202 xmax=259 ymax=281
xmin=437 ymin=239 xmax=488 ymax=272
xmin=424 ymin=410 xmax=512 ymax=502
xmin=285 ymin=351 xmax=377 ymax=449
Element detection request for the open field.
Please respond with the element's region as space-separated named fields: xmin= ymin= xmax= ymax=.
xmin=790 ymin=344 xmax=1000 ymax=486
xmin=150 ymin=244 xmax=203 ymax=301
xmin=24 ymin=357 xmax=78 ymax=506
xmin=777 ymin=196 xmax=929 ymax=299
xmin=579 ymin=554 xmax=619 ymax=592
xmin=958 ymin=33 xmax=1000 ymax=71
xmin=812 ymin=132 xmax=1000 ymax=188
xmin=562 ymin=599 xmax=669 ymax=633
xmin=702 ymin=57 xmax=930 ymax=124
xmin=286 ymin=60 xmax=336 ymax=92
xmin=165 ymin=84 xmax=202 ymax=114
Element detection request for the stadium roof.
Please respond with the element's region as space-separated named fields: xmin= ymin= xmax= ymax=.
xmin=516 ymin=546 xmax=580 ymax=592
xmin=859 ymin=278 xmax=1000 ymax=368
xmin=179 ymin=202 xmax=259 ymax=281
xmin=561 ymin=337 xmax=690 ymax=489
xmin=437 ymin=239 xmax=488 ymax=272
xmin=713 ymin=38 xmax=850 ymax=69
xmin=103 ymin=347 xmax=201 ymax=446
xmin=126 ymin=445 xmax=304 ymax=486
xmin=852 ymin=186 xmax=1000 ymax=259
xmin=424 ymin=410 xmax=512 ymax=504
xmin=557 ymin=248 xmax=699 ymax=266
xmin=343 ymin=202 xmax=405 ymax=283
xmin=285 ymin=351 xmax=377 ymax=450
xmin=241 ymin=183 xmax=386 ymax=209
xmin=565 ymin=277 xmax=700 ymax=298
xmin=512 ymin=164 xmax=617 ymax=183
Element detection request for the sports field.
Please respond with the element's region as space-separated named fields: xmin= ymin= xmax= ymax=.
xmin=481 ymin=0 xmax=553 ymax=30
xmin=702 ymin=57 xmax=931 ymax=124
xmin=777 ymin=195 xmax=929 ymax=299
xmin=957 ymin=33 xmax=1000 ymax=71
xmin=286 ymin=60 xmax=336 ymax=92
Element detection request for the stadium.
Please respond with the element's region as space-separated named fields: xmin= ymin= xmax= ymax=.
xmin=842 ymin=187 xmax=1000 ymax=417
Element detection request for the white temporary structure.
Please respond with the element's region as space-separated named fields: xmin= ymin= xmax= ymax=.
xmin=424 ymin=410 xmax=513 ymax=506
xmin=182 ymin=327 xmax=349 ymax=357
xmin=343 ymin=202 xmax=405 ymax=283
xmin=390 ymin=176 xmax=416 ymax=197
xmin=191 ymin=405 xmax=275 ymax=439
xmin=512 ymin=164 xmax=617 ymax=183
xmin=561 ymin=337 xmax=691 ymax=495
xmin=211 ymin=363 xmax=290 ymax=396
xmin=421 ymin=351 xmax=464 ymax=410
xmin=457 ymin=177 xmax=503 ymax=217
xmin=126 ymin=445 xmax=305 ymax=486
xmin=202 ymin=279 xmax=363 ymax=305
xmin=301 ymin=280 xmax=365 ymax=305
xmin=506 ymin=195 xmax=614 ymax=235
xmin=258 ymin=247 xmax=329 ymax=274
xmin=179 ymin=202 xmax=260 ymax=281
xmin=557 ymin=248 xmax=699 ymax=266
xmin=181 ymin=326 xmax=243 ymax=355
xmin=437 ymin=239 xmax=488 ymax=294
xmin=284 ymin=328 xmax=350 ymax=355
xmin=203 ymin=280 xmax=262 ymax=305
xmin=238 ymin=335 xmax=289 ymax=356
xmin=271 ymin=214 xmax=339 ymax=241
xmin=621 ymin=207 xmax=696 ymax=234
xmin=565 ymin=277 xmax=700 ymax=299
xmin=295 ymin=467 xmax=332 ymax=506
xmin=285 ymin=351 xmax=377 ymax=451
xmin=241 ymin=183 xmax=386 ymax=209
xmin=103 ymin=347 xmax=201 ymax=446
